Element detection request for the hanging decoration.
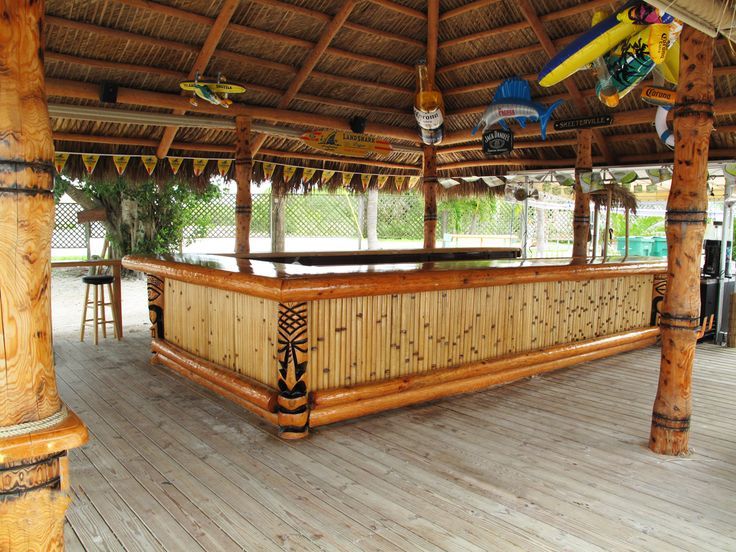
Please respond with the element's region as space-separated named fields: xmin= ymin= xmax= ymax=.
xmin=300 ymin=130 xmax=392 ymax=157
xmin=282 ymin=165 xmax=297 ymax=184
xmin=640 ymin=86 xmax=677 ymax=148
xmin=408 ymin=176 xmax=421 ymax=190
xmin=302 ymin=167 xmax=317 ymax=184
xmin=342 ymin=172 xmax=354 ymax=187
xmin=320 ymin=170 xmax=336 ymax=185
xmin=217 ymin=159 xmax=233 ymax=177
xmin=482 ymin=129 xmax=514 ymax=156
xmin=168 ymin=157 xmax=184 ymax=175
xmin=377 ymin=175 xmax=390 ymax=189
xmin=414 ymin=61 xmax=445 ymax=145
xmin=193 ymin=158 xmax=208 ymax=176
xmin=555 ymin=172 xmax=575 ymax=187
xmin=82 ymin=154 xmax=100 ymax=174
xmin=579 ymin=171 xmax=604 ymax=193
xmin=113 ymin=155 xmax=131 ymax=176
xmin=360 ymin=174 xmax=372 ymax=190
xmin=262 ymin=162 xmax=276 ymax=181
xmin=472 ymin=77 xmax=563 ymax=140
xmin=395 ymin=176 xmax=408 ymax=191
xmin=141 ymin=155 xmax=158 ymax=176
xmin=54 ymin=153 xmax=69 ymax=174
xmin=179 ymin=72 xmax=246 ymax=109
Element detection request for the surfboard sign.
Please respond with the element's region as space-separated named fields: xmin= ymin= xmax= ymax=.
xmin=300 ymin=130 xmax=392 ymax=157
xmin=553 ymin=115 xmax=613 ymax=131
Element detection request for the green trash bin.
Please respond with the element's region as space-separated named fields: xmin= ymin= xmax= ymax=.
xmin=650 ymin=236 xmax=667 ymax=257
xmin=628 ymin=236 xmax=654 ymax=256
xmin=616 ymin=237 xmax=627 ymax=254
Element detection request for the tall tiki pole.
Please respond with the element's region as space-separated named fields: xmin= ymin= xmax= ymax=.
xmin=0 ymin=1 xmax=87 ymax=547
xmin=423 ymin=145 xmax=438 ymax=249
xmin=234 ymin=116 xmax=252 ymax=256
xmin=650 ymin=26 xmax=715 ymax=456
xmin=572 ymin=129 xmax=592 ymax=259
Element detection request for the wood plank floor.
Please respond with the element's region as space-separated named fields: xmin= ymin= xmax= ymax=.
xmin=56 ymin=326 xmax=736 ymax=551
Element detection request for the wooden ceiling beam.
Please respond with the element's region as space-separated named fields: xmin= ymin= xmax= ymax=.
xmin=52 ymin=132 xmax=419 ymax=170
xmin=366 ymin=0 xmax=426 ymax=20
xmin=46 ymin=78 xmax=419 ymax=143
xmin=250 ymin=0 xmax=359 ymax=157
xmin=47 ymin=15 xmax=414 ymax=95
xmin=157 ymin=0 xmax=239 ymax=159
xmin=438 ymin=157 xmax=595 ymax=170
xmin=439 ymin=0 xmax=502 ymax=22
xmin=439 ymin=0 xmax=612 ymax=49
xmin=517 ymin=0 xmax=614 ymax=164
xmin=426 ymin=0 xmax=439 ymax=86
xmin=438 ymin=138 xmax=578 ymax=155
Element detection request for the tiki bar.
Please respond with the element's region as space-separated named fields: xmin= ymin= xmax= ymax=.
xmin=2 ymin=0 xmax=736 ymax=549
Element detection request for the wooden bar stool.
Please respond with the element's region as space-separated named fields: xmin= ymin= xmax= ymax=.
xmin=80 ymin=274 xmax=120 ymax=344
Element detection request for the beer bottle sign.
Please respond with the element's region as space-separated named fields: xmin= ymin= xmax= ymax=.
xmin=414 ymin=62 xmax=444 ymax=145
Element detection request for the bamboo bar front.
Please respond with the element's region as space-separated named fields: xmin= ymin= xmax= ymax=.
xmin=124 ymin=251 xmax=666 ymax=438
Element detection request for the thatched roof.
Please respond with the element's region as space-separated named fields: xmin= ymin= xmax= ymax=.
xmin=46 ymin=0 xmax=736 ymax=190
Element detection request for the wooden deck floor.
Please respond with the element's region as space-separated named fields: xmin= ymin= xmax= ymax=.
xmin=56 ymin=327 xmax=736 ymax=551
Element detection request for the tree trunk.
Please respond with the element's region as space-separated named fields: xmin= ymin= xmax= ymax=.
xmin=271 ymin=187 xmax=286 ymax=252
xmin=650 ymin=26 xmax=715 ymax=456
xmin=423 ymin=146 xmax=438 ymax=249
xmin=366 ymin=187 xmax=378 ymax=249
xmin=0 ymin=1 xmax=87 ymax=546
xmin=572 ymin=129 xmax=592 ymax=259
xmin=234 ymin=116 xmax=252 ymax=256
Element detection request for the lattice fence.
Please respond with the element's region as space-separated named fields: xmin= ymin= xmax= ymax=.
xmin=53 ymin=202 xmax=106 ymax=248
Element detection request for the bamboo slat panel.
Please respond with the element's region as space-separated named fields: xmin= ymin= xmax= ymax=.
xmin=308 ymin=275 xmax=653 ymax=391
xmin=164 ymin=280 xmax=278 ymax=387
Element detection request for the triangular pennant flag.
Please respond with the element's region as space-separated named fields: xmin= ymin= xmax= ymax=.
xmin=360 ymin=174 xmax=372 ymax=190
xmin=82 ymin=154 xmax=100 ymax=174
xmin=377 ymin=175 xmax=389 ymax=189
xmin=320 ymin=170 xmax=335 ymax=185
xmin=193 ymin=158 xmax=208 ymax=176
xmin=113 ymin=155 xmax=130 ymax=176
xmin=555 ymin=172 xmax=574 ymax=187
xmin=262 ymin=162 xmax=276 ymax=181
xmin=283 ymin=165 xmax=297 ymax=183
xmin=141 ymin=155 xmax=158 ymax=176
xmin=54 ymin=153 xmax=69 ymax=174
xmin=408 ymin=176 xmax=420 ymax=190
xmin=342 ymin=172 xmax=354 ymax=187
xmin=217 ymin=159 xmax=232 ymax=177
xmin=438 ymin=177 xmax=459 ymax=189
xmin=302 ymin=167 xmax=317 ymax=183
xmin=168 ymin=157 xmax=184 ymax=175
xmin=395 ymin=176 xmax=408 ymax=191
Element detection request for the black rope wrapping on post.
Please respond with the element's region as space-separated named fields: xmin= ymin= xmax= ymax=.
xmin=665 ymin=209 xmax=707 ymax=225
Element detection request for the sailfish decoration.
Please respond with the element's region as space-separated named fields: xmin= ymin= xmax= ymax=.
xmin=472 ymin=77 xmax=563 ymax=140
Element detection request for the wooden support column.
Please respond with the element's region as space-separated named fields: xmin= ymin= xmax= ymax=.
xmin=650 ymin=26 xmax=715 ymax=456
xmin=572 ymin=129 xmax=592 ymax=259
xmin=234 ymin=116 xmax=252 ymax=256
xmin=271 ymin=186 xmax=286 ymax=252
xmin=423 ymin=145 xmax=438 ymax=249
xmin=277 ymin=302 xmax=309 ymax=438
xmin=0 ymin=1 xmax=87 ymax=547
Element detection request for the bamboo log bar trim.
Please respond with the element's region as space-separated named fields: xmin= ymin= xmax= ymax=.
xmin=311 ymin=327 xmax=660 ymax=408
xmin=151 ymin=339 xmax=277 ymax=411
xmin=123 ymin=255 xmax=668 ymax=302
xmin=0 ymin=410 xmax=88 ymax=465
xmin=310 ymin=331 xmax=658 ymax=427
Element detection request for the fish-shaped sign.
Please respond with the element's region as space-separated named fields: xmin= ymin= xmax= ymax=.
xmin=473 ymin=77 xmax=563 ymax=140
xmin=301 ymin=130 xmax=392 ymax=157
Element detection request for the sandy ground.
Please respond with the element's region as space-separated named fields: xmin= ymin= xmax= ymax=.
xmin=52 ymin=269 xmax=150 ymax=339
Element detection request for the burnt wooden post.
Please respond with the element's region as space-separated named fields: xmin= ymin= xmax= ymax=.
xmin=572 ymin=129 xmax=592 ymax=259
xmin=0 ymin=1 xmax=87 ymax=547
xmin=650 ymin=26 xmax=715 ymax=456
xmin=423 ymin=145 xmax=438 ymax=249
xmin=277 ymin=302 xmax=309 ymax=438
xmin=234 ymin=116 xmax=253 ymax=256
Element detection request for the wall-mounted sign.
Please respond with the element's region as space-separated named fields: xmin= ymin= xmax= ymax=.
xmin=482 ymin=129 xmax=514 ymax=156
xmin=301 ymin=130 xmax=392 ymax=157
xmin=553 ymin=115 xmax=613 ymax=131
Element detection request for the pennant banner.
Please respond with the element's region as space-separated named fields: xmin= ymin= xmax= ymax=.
xmin=283 ymin=165 xmax=297 ymax=183
xmin=113 ymin=155 xmax=130 ymax=176
xmin=408 ymin=176 xmax=420 ymax=190
xmin=321 ymin=170 xmax=335 ymax=185
xmin=262 ymin=162 xmax=276 ymax=181
xmin=302 ymin=167 xmax=317 ymax=183
xmin=438 ymin=177 xmax=460 ymax=189
xmin=168 ymin=157 xmax=184 ymax=175
xmin=579 ymin=171 xmax=603 ymax=193
xmin=217 ymin=159 xmax=232 ymax=177
xmin=645 ymin=168 xmax=672 ymax=185
xmin=141 ymin=155 xmax=157 ymax=176
xmin=610 ymin=169 xmax=638 ymax=186
xmin=193 ymin=158 xmax=208 ymax=176
xmin=377 ymin=175 xmax=389 ymax=189
xmin=555 ymin=172 xmax=574 ymax=187
xmin=82 ymin=154 xmax=100 ymax=175
xmin=360 ymin=174 xmax=372 ymax=191
xmin=395 ymin=176 xmax=408 ymax=191
xmin=342 ymin=172 xmax=354 ymax=187
xmin=54 ymin=153 xmax=69 ymax=174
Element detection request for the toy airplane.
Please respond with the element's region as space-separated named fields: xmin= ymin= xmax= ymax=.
xmin=179 ymin=72 xmax=245 ymax=108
